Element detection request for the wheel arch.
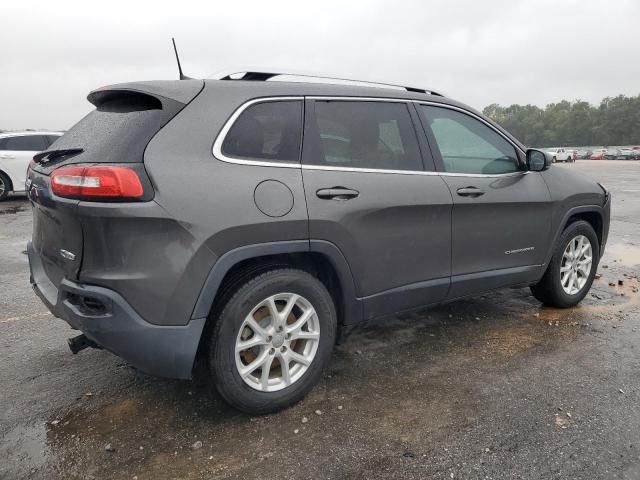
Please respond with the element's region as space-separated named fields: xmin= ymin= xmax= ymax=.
xmin=544 ymin=205 xmax=605 ymax=267
xmin=0 ymin=169 xmax=14 ymax=192
xmin=191 ymin=240 xmax=361 ymax=326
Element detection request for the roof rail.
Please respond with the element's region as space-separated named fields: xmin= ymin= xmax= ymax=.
xmin=212 ymin=69 xmax=444 ymax=97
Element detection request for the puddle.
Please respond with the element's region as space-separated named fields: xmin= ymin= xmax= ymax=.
xmin=604 ymin=243 xmax=640 ymax=266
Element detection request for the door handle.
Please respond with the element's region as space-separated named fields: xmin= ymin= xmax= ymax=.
xmin=456 ymin=187 xmax=485 ymax=198
xmin=316 ymin=187 xmax=360 ymax=200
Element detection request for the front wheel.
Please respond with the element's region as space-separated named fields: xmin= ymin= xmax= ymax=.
xmin=531 ymin=220 xmax=599 ymax=308
xmin=209 ymin=268 xmax=337 ymax=414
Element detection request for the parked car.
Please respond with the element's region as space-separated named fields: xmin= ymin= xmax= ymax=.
xmin=604 ymin=148 xmax=622 ymax=160
xmin=617 ymin=148 xmax=635 ymax=160
xmin=546 ymin=147 xmax=574 ymax=163
xmin=575 ymin=150 xmax=592 ymax=160
xmin=0 ymin=131 xmax=63 ymax=200
xmin=27 ymin=72 xmax=611 ymax=413
xmin=632 ymin=147 xmax=640 ymax=160
xmin=590 ymin=149 xmax=607 ymax=160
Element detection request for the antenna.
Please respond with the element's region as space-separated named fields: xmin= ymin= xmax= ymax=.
xmin=171 ymin=38 xmax=191 ymax=80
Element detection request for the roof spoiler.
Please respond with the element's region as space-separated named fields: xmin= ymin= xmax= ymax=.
xmin=87 ymin=80 xmax=204 ymax=107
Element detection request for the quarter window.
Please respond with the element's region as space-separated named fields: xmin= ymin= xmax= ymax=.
xmin=420 ymin=106 xmax=520 ymax=175
xmin=0 ymin=135 xmax=48 ymax=151
xmin=307 ymin=101 xmax=422 ymax=171
xmin=222 ymin=101 xmax=302 ymax=162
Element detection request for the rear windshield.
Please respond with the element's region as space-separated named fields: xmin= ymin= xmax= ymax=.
xmin=44 ymin=93 xmax=182 ymax=165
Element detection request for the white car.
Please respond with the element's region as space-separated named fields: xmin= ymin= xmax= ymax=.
xmin=0 ymin=131 xmax=63 ymax=200
xmin=546 ymin=148 xmax=574 ymax=163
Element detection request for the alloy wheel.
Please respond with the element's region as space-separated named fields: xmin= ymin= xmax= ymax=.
xmin=235 ymin=293 xmax=320 ymax=392
xmin=560 ymin=234 xmax=593 ymax=295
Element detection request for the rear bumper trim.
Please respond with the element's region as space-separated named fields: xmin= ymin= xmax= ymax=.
xmin=28 ymin=241 xmax=206 ymax=379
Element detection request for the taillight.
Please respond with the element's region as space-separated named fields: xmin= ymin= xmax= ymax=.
xmin=50 ymin=165 xmax=144 ymax=200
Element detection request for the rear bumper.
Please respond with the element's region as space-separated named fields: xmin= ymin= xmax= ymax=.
xmin=27 ymin=241 xmax=206 ymax=379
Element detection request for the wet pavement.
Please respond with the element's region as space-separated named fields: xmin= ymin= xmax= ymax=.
xmin=1 ymin=161 xmax=640 ymax=480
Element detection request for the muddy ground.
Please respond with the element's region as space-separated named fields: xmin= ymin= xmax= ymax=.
xmin=1 ymin=160 xmax=639 ymax=480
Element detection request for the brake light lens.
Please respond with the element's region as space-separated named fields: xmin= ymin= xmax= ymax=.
xmin=50 ymin=165 xmax=144 ymax=200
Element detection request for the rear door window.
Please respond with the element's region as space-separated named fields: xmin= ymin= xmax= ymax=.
xmin=0 ymin=135 xmax=48 ymax=151
xmin=221 ymin=101 xmax=303 ymax=162
xmin=305 ymin=101 xmax=422 ymax=171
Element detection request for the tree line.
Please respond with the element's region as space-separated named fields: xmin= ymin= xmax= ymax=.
xmin=483 ymin=95 xmax=640 ymax=148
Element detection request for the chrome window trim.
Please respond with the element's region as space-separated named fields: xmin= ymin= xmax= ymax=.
xmin=301 ymin=164 xmax=526 ymax=179
xmin=212 ymin=95 xmax=528 ymax=178
xmin=212 ymin=96 xmax=304 ymax=168
xmin=303 ymin=164 xmax=437 ymax=176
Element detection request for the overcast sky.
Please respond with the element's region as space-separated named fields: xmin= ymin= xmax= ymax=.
xmin=1 ymin=0 xmax=638 ymax=130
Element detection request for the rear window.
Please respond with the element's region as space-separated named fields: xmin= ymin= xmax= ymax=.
xmin=40 ymin=92 xmax=183 ymax=166
xmin=221 ymin=101 xmax=303 ymax=163
xmin=0 ymin=135 xmax=48 ymax=151
xmin=305 ymin=101 xmax=422 ymax=171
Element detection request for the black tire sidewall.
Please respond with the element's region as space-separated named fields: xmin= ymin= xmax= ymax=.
xmin=0 ymin=172 xmax=10 ymax=201
xmin=547 ymin=221 xmax=600 ymax=307
xmin=210 ymin=269 xmax=336 ymax=414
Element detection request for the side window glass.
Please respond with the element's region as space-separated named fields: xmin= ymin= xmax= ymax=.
xmin=222 ymin=101 xmax=302 ymax=162
xmin=420 ymin=106 xmax=520 ymax=174
xmin=308 ymin=101 xmax=422 ymax=171
xmin=2 ymin=135 xmax=48 ymax=152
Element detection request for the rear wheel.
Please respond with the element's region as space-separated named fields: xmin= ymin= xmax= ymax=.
xmin=209 ymin=268 xmax=337 ymax=414
xmin=531 ymin=220 xmax=599 ymax=308
xmin=0 ymin=171 xmax=11 ymax=201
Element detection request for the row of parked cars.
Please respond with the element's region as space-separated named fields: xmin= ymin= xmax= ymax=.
xmin=547 ymin=146 xmax=640 ymax=162
xmin=582 ymin=147 xmax=640 ymax=160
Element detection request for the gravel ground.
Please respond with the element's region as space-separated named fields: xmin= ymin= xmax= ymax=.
xmin=1 ymin=160 xmax=639 ymax=480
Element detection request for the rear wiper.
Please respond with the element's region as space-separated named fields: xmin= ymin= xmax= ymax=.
xmin=33 ymin=148 xmax=84 ymax=164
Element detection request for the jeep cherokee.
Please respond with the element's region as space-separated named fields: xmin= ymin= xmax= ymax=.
xmin=27 ymin=72 xmax=611 ymax=413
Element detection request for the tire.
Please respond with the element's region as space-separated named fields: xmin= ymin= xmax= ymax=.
xmin=531 ymin=220 xmax=599 ymax=308
xmin=0 ymin=171 xmax=11 ymax=201
xmin=209 ymin=268 xmax=337 ymax=414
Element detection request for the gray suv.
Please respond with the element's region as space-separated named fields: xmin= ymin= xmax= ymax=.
xmin=27 ymin=72 xmax=611 ymax=413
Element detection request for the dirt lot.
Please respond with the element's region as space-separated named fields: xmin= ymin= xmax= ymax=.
xmin=1 ymin=161 xmax=640 ymax=480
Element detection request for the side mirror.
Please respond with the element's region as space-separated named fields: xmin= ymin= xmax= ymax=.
xmin=526 ymin=149 xmax=550 ymax=171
